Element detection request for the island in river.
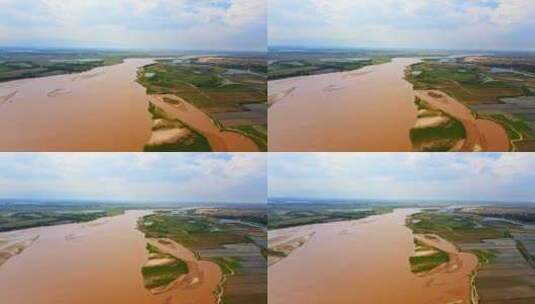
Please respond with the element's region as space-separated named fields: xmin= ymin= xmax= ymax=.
xmin=268 ymin=47 xmax=535 ymax=152
xmin=0 ymin=204 xmax=267 ymax=304
xmin=268 ymin=201 xmax=535 ymax=304
xmin=268 ymin=208 xmax=478 ymax=304
xmin=0 ymin=48 xmax=266 ymax=152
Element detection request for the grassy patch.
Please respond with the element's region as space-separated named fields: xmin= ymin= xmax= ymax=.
xmin=485 ymin=113 xmax=533 ymax=142
xmin=410 ymin=249 xmax=450 ymax=273
xmin=406 ymin=62 xmax=524 ymax=104
xmin=141 ymin=243 xmax=188 ymax=290
xmin=227 ymin=125 xmax=267 ymax=151
xmin=408 ymin=212 xmax=506 ymax=242
xmin=470 ymin=249 xmax=498 ymax=264
xmin=210 ymin=256 xmax=242 ymax=275
xmin=139 ymin=62 xmax=265 ymax=112
xmin=410 ymin=97 xmax=466 ymax=151
xmin=139 ymin=214 xmax=246 ymax=249
xmin=144 ymin=102 xmax=212 ymax=152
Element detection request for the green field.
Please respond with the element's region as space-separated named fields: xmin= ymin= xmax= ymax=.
xmin=410 ymin=97 xmax=466 ymax=151
xmin=410 ymin=239 xmax=450 ymax=273
xmin=138 ymin=58 xmax=267 ymax=150
xmin=138 ymin=209 xmax=267 ymax=304
xmin=138 ymin=60 xmax=266 ymax=111
xmin=269 ymin=204 xmax=393 ymax=229
xmin=406 ymin=62 xmax=524 ymax=104
xmin=209 ymin=256 xmax=242 ymax=275
xmin=408 ymin=212 xmax=506 ymax=243
xmin=0 ymin=207 xmax=124 ymax=232
xmin=141 ymin=243 xmax=188 ymax=290
xmin=227 ymin=125 xmax=268 ymax=151
xmin=143 ymin=102 xmax=212 ymax=152
xmin=470 ymin=249 xmax=498 ymax=264
xmin=0 ymin=51 xmax=127 ymax=83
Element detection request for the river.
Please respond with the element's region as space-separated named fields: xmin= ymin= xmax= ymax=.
xmin=268 ymin=58 xmax=420 ymax=151
xmin=0 ymin=59 xmax=256 ymax=151
xmin=0 ymin=211 xmax=221 ymax=304
xmin=268 ymin=209 xmax=478 ymax=304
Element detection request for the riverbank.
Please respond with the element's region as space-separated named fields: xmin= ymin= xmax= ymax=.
xmin=414 ymin=90 xmax=509 ymax=151
xmin=268 ymin=58 xmax=420 ymax=151
xmin=269 ymin=209 xmax=478 ymax=304
xmin=0 ymin=59 xmax=154 ymax=151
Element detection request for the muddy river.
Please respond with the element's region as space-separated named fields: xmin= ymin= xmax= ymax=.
xmin=0 ymin=211 xmax=221 ymax=304
xmin=268 ymin=58 xmax=420 ymax=151
xmin=0 ymin=59 xmax=255 ymax=151
xmin=268 ymin=209 xmax=478 ymax=304
xmin=0 ymin=59 xmax=154 ymax=151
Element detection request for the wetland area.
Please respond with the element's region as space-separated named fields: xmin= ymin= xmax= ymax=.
xmin=268 ymin=49 xmax=535 ymax=152
xmin=0 ymin=50 xmax=267 ymax=152
xmin=268 ymin=208 xmax=478 ymax=304
xmin=0 ymin=207 xmax=267 ymax=304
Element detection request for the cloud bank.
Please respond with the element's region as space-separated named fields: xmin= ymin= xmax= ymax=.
xmin=0 ymin=153 xmax=266 ymax=203
xmin=269 ymin=0 xmax=535 ymax=50
xmin=269 ymin=153 xmax=535 ymax=203
xmin=0 ymin=0 xmax=266 ymax=50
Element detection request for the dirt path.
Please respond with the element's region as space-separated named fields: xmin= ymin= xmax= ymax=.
xmin=149 ymin=95 xmax=258 ymax=152
xmin=414 ymin=90 xmax=509 ymax=151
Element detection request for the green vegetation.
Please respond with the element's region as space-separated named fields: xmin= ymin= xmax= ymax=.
xmin=410 ymin=97 xmax=466 ymax=151
xmin=0 ymin=51 xmax=128 ymax=83
xmin=0 ymin=207 xmax=124 ymax=232
xmin=139 ymin=60 xmax=266 ymax=111
xmin=470 ymin=249 xmax=498 ymax=264
xmin=408 ymin=212 xmax=506 ymax=242
xmin=141 ymin=243 xmax=188 ymax=290
xmin=138 ymin=209 xmax=267 ymax=304
xmin=138 ymin=58 xmax=267 ymax=148
xmin=227 ymin=125 xmax=267 ymax=151
xmin=409 ymin=240 xmax=450 ymax=273
xmin=268 ymin=56 xmax=391 ymax=80
xmin=269 ymin=204 xmax=393 ymax=229
xmin=485 ymin=114 xmax=533 ymax=142
xmin=143 ymin=102 xmax=212 ymax=152
xmin=406 ymin=62 xmax=524 ymax=104
xmin=139 ymin=214 xmax=248 ymax=249
xmin=210 ymin=256 xmax=242 ymax=275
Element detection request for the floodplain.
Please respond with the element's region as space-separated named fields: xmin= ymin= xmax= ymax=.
xmin=0 ymin=48 xmax=267 ymax=152
xmin=268 ymin=48 xmax=535 ymax=151
xmin=0 ymin=203 xmax=267 ymax=304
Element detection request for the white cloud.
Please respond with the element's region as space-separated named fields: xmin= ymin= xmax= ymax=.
xmin=0 ymin=153 xmax=266 ymax=203
xmin=269 ymin=0 xmax=535 ymax=50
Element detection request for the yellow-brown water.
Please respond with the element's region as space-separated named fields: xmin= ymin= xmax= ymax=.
xmin=0 ymin=211 xmax=221 ymax=304
xmin=0 ymin=59 xmax=154 ymax=151
xmin=268 ymin=58 xmax=420 ymax=151
xmin=268 ymin=209 xmax=478 ymax=304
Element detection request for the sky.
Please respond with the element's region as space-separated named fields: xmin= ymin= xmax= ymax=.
xmin=0 ymin=0 xmax=266 ymax=51
xmin=269 ymin=0 xmax=535 ymax=51
xmin=269 ymin=153 xmax=535 ymax=203
xmin=0 ymin=153 xmax=266 ymax=204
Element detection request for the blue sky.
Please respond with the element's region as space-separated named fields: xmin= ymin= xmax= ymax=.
xmin=269 ymin=153 xmax=535 ymax=203
xmin=0 ymin=153 xmax=266 ymax=203
xmin=269 ymin=0 xmax=535 ymax=51
xmin=0 ymin=0 xmax=266 ymax=51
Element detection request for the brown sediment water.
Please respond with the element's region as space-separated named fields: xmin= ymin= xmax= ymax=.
xmin=268 ymin=209 xmax=478 ymax=304
xmin=0 ymin=211 xmax=222 ymax=304
xmin=150 ymin=95 xmax=258 ymax=151
xmin=415 ymin=90 xmax=509 ymax=151
xmin=0 ymin=59 xmax=256 ymax=152
xmin=145 ymin=238 xmax=222 ymax=304
xmin=0 ymin=59 xmax=154 ymax=151
xmin=268 ymin=58 xmax=421 ymax=151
